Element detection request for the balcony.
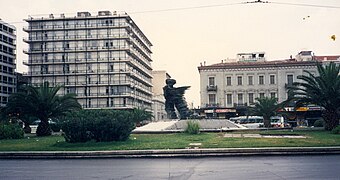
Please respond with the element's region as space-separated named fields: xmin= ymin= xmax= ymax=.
xmin=205 ymin=103 xmax=219 ymax=108
xmin=285 ymin=83 xmax=294 ymax=89
xmin=206 ymin=85 xmax=217 ymax=91
xmin=234 ymin=103 xmax=248 ymax=108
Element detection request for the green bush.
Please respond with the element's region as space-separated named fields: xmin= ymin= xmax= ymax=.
xmin=313 ymin=119 xmax=324 ymax=127
xmin=61 ymin=116 xmax=93 ymax=143
xmin=0 ymin=123 xmax=24 ymax=140
xmin=331 ymin=125 xmax=340 ymax=134
xmin=185 ymin=121 xmax=200 ymax=134
xmin=61 ymin=110 xmax=135 ymax=143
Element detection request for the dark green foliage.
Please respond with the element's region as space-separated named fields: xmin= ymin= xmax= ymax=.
xmin=314 ymin=119 xmax=324 ymax=127
xmin=331 ymin=126 xmax=340 ymax=134
xmin=251 ymin=97 xmax=282 ymax=128
xmin=4 ymin=82 xmax=82 ymax=136
xmin=185 ymin=121 xmax=200 ymax=134
xmin=0 ymin=123 xmax=24 ymax=140
xmin=61 ymin=110 xmax=135 ymax=143
xmin=61 ymin=115 xmax=93 ymax=143
xmin=287 ymin=62 xmax=340 ymax=130
xmin=130 ymin=108 xmax=153 ymax=124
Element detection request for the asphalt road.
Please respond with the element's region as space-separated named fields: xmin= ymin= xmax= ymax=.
xmin=0 ymin=155 xmax=339 ymax=180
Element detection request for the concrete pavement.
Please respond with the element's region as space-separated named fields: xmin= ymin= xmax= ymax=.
xmin=133 ymin=119 xmax=246 ymax=133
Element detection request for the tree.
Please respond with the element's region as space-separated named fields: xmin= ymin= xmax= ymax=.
xmin=287 ymin=62 xmax=340 ymax=131
xmin=251 ymin=97 xmax=281 ymax=128
xmin=5 ymin=82 xmax=82 ymax=136
xmin=130 ymin=108 xmax=153 ymax=124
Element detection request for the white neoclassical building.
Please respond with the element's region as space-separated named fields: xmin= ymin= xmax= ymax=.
xmin=0 ymin=19 xmax=16 ymax=107
xmin=23 ymin=11 xmax=153 ymax=111
xmin=198 ymin=51 xmax=340 ymax=118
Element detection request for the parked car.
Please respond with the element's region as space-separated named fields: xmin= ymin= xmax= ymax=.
xmin=236 ymin=116 xmax=264 ymax=124
xmin=32 ymin=119 xmax=57 ymax=125
xmin=270 ymin=116 xmax=291 ymax=128
xmin=233 ymin=116 xmax=264 ymax=128
xmin=32 ymin=119 xmax=61 ymax=132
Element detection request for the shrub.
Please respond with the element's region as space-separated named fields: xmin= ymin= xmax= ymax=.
xmin=0 ymin=123 xmax=24 ymax=140
xmin=61 ymin=110 xmax=135 ymax=143
xmin=313 ymin=119 xmax=324 ymax=127
xmin=331 ymin=125 xmax=340 ymax=134
xmin=61 ymin=110 xmax=95 ymax=143
xmin=91 ymin=110 xmax=134 ymax=142
xmin=185 ymin=121 xmax=200 ymax=134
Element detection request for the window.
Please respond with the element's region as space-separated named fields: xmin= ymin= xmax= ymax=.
xmin=237 ymin=76 xmax=242 ymax=85
xmin=106 ymin=87 xmax=109 ymax=95
xmin=259 ymin=75 xmax=264 ymax=85
xmin=248 ymin=93 xmax=254 ymax=104
xmin=41 ymin=65 xmax=48 ymax=73
xmin=270 ymin=92 xmax=276 ymax=98
xmin=259 ymin=93 xmax=265 ymax=98
xmin=226 ymin=94 xmax=232 ymax=105
xmin=208 ymin=77 xmax=215 ymax=86
xmin=287 ymin=74 xmax=294 ymax=86
xmin=270 ymin=75 xmax=275 ymax=84
xmin=63 ymin=64 xmax=69 ymax=73
xmin=208 ymin=94 xmax=216 ymax=104
xmin=226 ymin=77 xmax=231 ymax=86
xmin=123 ymin=98 xmax=126 ymax=106
xmin=237 ymin=93 xmax=243 ymax=104
xmin=248 ymin=76 xmax=253 ymax=85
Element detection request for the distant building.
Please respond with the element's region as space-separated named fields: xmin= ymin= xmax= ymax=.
xmin=198 ymin=51 xmax=340 ymax=118
xmin=152 ymin=70 xmax=171 ymax=121
xmin=0 ymin=19 xmax=16 ymax=107
xmin=23 ymin=11 xmax=153 ymax=110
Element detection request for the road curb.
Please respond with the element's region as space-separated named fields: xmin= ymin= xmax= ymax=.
xmin=1 ymin=147 xmax=340 ymax=159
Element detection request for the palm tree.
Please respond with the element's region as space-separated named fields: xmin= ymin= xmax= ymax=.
xmin=130 ymin=108 xmax=153 ymax=124
xmin=287 ymin=62 xmax=340 ymax=131
xmin=5 ymin=82 xmax=82 ymax=136
xmin=251 ymin=97 xmax=281 ymax=128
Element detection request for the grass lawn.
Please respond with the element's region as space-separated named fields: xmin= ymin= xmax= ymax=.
xmin=0 ymin=130 xmax=339 ymax=151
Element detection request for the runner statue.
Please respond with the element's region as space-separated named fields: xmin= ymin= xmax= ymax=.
xmin=163 ymin=79 xmax=191 ymax=119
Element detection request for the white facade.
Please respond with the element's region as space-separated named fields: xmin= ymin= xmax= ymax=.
xmin=0 ymin=20 xmax=16 ymax=107
xmin=198 ymin=54 xmax=340 ymax=109
xmin=151 ymin=70 xmax=171 ymax=121
xmin=23 ymin=11 xmax=153 ymax=110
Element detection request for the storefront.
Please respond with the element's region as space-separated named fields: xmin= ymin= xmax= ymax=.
xmin=203 ymin=108 xmax=236 ymax=119
xmin=281 ymin=106 xmax=323 ymax=127
xmin=215 ymin=108 xmax=237 ymax=119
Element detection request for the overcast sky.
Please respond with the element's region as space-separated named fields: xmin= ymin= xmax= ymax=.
xmin=1 ymin=0 xmax=340 ymax=107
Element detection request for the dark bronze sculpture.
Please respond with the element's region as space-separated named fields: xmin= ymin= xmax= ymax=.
xmin=163 ymin=79 xmax=191 ymax=119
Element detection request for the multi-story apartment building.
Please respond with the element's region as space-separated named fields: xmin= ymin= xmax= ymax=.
xmin=198 ymin=51 xmax=340 ymax=118
xmin=23 ymin=11 xmax=153 ymax=110
xmin=0 ymin=19 xmax=16 ymax=107
xmin=151 ymin=70 xmax=171 ymax=121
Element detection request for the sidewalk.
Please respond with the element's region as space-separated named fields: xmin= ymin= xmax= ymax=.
xmin=1 ymin=147 xmax=339 ymax=159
